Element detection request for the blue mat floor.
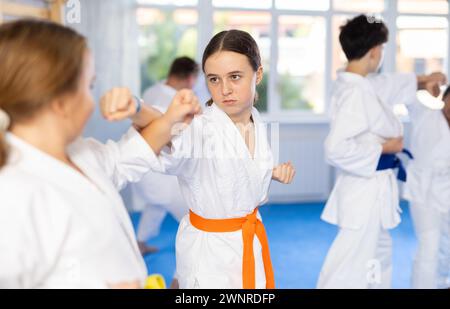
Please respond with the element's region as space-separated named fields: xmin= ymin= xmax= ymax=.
xmin=130 ymin=201 xmax=417 ymax=289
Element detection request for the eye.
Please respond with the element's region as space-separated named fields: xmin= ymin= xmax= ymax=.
xmin=209 ymin=77 xmax=219 ymax=84
xmin=230 ymin=74 xmax=241 ymax=81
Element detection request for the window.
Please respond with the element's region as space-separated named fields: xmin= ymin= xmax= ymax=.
xmin=278 ymin=16 xmax=326 ymax=113
xmin=136 ymin=0 xmax=450 ymax=120
xmin=396 ymin=0 xmax=449 ymax=110
xmin=396 ymin=16 xmax=448 ymax=75
xmin=213 ymin=0 xmax=271 ymax=9
xmin=333 ymin=0 xmax=384 ymax=13
xmin=137 ymin=7 xmax=198 ymax=93
xmin=275 ymin=0 xmax=330 ymax=11
xmin=398 ymin=0 xmax=448 ymax=14
xmin=331 ymin=15 xmax=352 ymax=80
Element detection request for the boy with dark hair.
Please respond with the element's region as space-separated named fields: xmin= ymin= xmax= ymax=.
xmin=318 ymin=14 xmax=446 ymax=289
xmin=339 ymin=14 xmax=389 ymax=61
xmin=168 ymin=56 xmax=199 ymax=80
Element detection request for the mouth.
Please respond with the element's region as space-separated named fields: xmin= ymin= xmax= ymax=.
xmin=222 ymin=99 xmax=237 ymax=106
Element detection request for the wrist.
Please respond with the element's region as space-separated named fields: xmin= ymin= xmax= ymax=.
xmin=417 ymin=75 xmax=427 ymax=89
xmin=381 ymin=144 xmax=392 ymax=154
xmin=133 ymin=96 xmax=142 ymax=114
xmin=160 ymin=112 xmax=178 ymax=127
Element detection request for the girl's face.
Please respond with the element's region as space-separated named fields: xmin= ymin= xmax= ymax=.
xmin=204 ymin=51 xmax=262 ymax=123
xmin=61 ymin=50 xmax=96 ymax=142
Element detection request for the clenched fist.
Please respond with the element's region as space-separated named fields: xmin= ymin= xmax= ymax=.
xmin=382 ymin=137 xmax=403 ymax=154
xmin=272 ymin=162 xmax=296 ymax=184
xmin=418 ymin=72 xmax=447 ymax=97
xmin=163 ymin=89 xmax=202 ymax=126
xmin=100 ymin=87 xmax=137 ymax=121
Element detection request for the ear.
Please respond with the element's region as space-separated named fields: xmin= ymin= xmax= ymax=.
xmin=49 ymin=96 xmax=71 ymax=118
xmin=256 ymin=66 xmax=264 ymax=85
xmin=371 ymin=45 xmax=383 ymax=59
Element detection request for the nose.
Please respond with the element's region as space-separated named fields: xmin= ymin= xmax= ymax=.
xmin=221 ymin=80 xmax=233 ymax=96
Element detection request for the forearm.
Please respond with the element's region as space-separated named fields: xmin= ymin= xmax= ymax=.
xmin=139 ymin=115 xmax=174 ymax=155
xmin=100 ymin=88 xmax=199 ymax=156
xmin=130 ymin=105 xmax=163 ymax=130
xmin=417 ymin=72 xmax=447 ymax=92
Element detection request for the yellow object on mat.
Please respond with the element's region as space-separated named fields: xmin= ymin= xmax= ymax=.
xmin=145 ymin=274 xmax=166 ymax=289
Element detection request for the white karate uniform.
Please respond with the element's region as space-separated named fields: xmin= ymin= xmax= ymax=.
xmin=438 ymin=217 xmax=450 ymax=288
xmin=157 ymin=103 xmax=274 ymax=289
xmin=142 ymin=81 xmax=176 ymax=110
xmin=317 ymin=71 xmax=417 ymax=289
xmin=0 ymin=128 xmax=162 ymax=288
xmin=131 ymin=82 xmax=188 ymax=241
xmin=404 ymin=101 xmax=450 ymax=289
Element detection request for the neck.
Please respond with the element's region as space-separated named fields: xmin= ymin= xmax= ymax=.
xmin=229 ymin=109 xmax=253 ymax=126
xmin=345 ymin=60 xmax=371 ymax=77
xmin=11 ymin=118 xmax=70 ymax=164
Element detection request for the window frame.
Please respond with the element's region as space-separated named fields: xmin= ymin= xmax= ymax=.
xmin=136 ymin=0 xmax=450 ymax=123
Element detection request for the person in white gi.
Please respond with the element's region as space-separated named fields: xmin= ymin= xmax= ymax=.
xmin=131 ymin=57 xmax=199 ymax=255
xmin=0 ymin=20 xmax=201 ymax=288
xmin=404 ymin=85 xmax=450 ymax=289
xmin=155 ymin=30 xmax=296 ymax=289
xmin=317 ymin=15 xmax=447 ymax=289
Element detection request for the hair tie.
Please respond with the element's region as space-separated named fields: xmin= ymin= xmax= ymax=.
xmin=0 ymin=109 xmax=11 ymax=131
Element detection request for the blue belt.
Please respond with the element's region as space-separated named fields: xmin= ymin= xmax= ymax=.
xmin=376 ymin=149 xmax=414 ymax=182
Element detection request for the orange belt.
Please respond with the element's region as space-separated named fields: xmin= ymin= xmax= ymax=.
xmin=189 ymin=208 xmax=275 ymax=289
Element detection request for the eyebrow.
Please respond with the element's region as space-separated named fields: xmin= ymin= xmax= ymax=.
xmin=206 ymin=71 xmax=244 ymax=78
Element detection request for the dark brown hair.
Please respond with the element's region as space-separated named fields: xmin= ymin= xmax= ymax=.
xmin=168 ymin=56 xmax=199 ymax=79
xmin=0 ymin=19 xmax=87 ymax=168
xmin=339 ymin=14 xmax=388 ymax=61
xmin=202 ymin=30 xmax=262 ymax=106
xmin=443 ymin=84 xmax=450 ymax=100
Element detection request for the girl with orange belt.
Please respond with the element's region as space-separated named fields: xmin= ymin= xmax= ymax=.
xmin=157 ymin=30 xmax=296 ymax=289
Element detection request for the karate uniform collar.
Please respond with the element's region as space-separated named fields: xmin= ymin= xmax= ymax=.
xmin=336 ymin=70 xmax=373 ymax=88
xmin=208 ymin=102 xmax=273 ymax=169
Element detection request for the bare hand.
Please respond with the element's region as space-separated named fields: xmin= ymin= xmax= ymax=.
xmin=418 ymin=72 xmax=447 ymax=97
xmin=382 ymin=137 xmax=403 ymax=154
xmin=100 ymin=87 xmax=137 ymax=121
xmin=272 ymin=162 xmax=296 ymax=184
xmin=163 ymin=89 xmax=202 ymax=126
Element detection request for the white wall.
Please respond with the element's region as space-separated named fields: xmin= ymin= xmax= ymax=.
xmin=268 ymin=123 xmax=332 ymax=202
